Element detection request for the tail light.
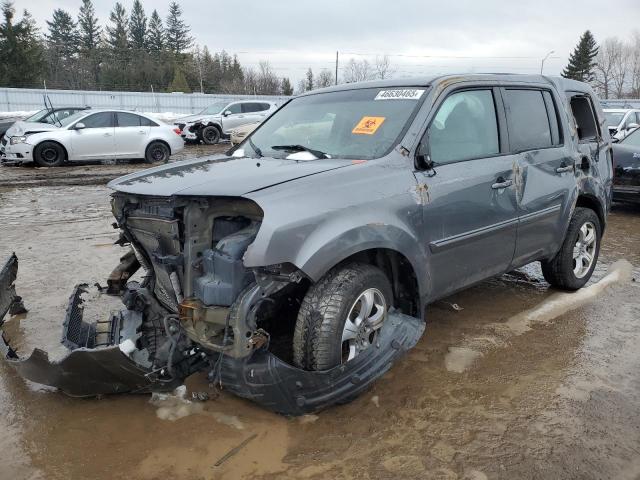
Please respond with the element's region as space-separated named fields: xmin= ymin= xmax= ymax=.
xmin=173 ymin=128 xmax=182 ymax=135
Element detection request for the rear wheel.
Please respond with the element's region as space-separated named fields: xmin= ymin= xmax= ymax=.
xmin=293 ymin=263 xmax=392 ymax=371
xmin=34 ymin=141 xmax=65 ymax=167
xmin=201 ymin=125 xmax=220 ymax=145
xmin=541 ymin=207 xmax=601 ymax=290
xmin=145 ymin=141 xmax=170 ymax=164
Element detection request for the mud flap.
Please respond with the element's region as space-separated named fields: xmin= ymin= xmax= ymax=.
xmin=0 ymin=255 xmax=183 ymax=397
xmin=218 ymin=311 xmax=425 ymax=416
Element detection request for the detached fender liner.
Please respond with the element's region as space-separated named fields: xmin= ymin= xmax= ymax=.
xmin=217 ymin=311 xmax=425 ymax=416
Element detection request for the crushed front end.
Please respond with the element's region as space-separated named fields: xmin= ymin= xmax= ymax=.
xmin=0 ymin=193 xmax=424 ymax=415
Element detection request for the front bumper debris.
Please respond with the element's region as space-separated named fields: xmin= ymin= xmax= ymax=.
xmin=217 ymin=311 xmax=424 ymax=415
xmin=1 ymin=254 xmax=425 ymax=414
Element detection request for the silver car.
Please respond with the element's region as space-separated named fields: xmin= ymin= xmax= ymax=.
xmin=175 ymin=100 xmax=277 ymax=144
xmin=603 ymin=108 xmax=640 ymax=140
xmin=1 ymin=109 xmax=184 ymax=167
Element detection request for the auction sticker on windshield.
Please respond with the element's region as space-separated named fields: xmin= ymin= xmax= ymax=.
xmin=352 ymin=116 xmax=386 ymax=135
xmin=374 ymin=89 xmax=425 ymax=100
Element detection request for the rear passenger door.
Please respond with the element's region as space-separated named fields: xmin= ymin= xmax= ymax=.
xmin=503 ymin=88 xmax=575 ymax=266
xmin=114 ymin=112 xmax=150 ymax=158
xmin=416 ymin=87 xmax=519 ymax=299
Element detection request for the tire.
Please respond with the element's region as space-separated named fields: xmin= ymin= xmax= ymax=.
xmin=541 ymin=207 xmax=601 ymax=290
xmin=33 ymin=141 xmax=65 ymax=167
xmin=145 ymin=141 xmax=170 ymax=164
xmin=201 ymin=125 xmax=220 ymax=145
xmin=293 ymin=263 xmax=393 ymax=371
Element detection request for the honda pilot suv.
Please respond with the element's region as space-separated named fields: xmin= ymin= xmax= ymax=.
xmin=1 ymin=74 xmax=613 ymax=415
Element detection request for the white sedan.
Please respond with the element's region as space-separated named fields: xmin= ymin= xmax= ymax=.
xmin=0 ymin=109 xmax=184 ymax=167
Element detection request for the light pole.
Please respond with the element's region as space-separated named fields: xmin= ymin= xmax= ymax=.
xmin=540 ymin=50 xmax=555 ymax=74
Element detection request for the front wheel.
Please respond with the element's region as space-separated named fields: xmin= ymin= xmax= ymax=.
xmin=145 ymin=141 xmax=170 ymax=164
xmin=33 ymin=141 xmax=65 ymax=167
xmin=541 ymin=207 xmax=601 ymax=290
xmin=201 ymin=125 xmax=221 ymax=145
xmin=293 ymin=263 xmax=393 ymax=371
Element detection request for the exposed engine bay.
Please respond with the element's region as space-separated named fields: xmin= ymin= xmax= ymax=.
xmin=0 ymin=194 xmax=424 ymax=415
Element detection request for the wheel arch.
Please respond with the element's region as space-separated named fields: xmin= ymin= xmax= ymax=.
xmin=575 ymin=193 xmax=606 ymax=232
xmin=33 ymin=139 xmax=68 ymax=162
xmin=146 ymin=138 xmax=171 ymax=155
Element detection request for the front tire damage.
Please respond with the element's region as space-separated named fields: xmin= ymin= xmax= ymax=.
xmin=0 ymin=254 xmax=425 ymax=414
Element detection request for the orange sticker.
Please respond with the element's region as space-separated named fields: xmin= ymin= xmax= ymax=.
xmin=352 ymin=116 xmax=385 ymax=135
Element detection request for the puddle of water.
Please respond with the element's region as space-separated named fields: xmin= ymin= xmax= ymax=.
xmin=445 ymin=346 xmax=483 ymax=373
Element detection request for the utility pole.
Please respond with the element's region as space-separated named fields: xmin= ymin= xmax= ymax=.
xmin=335 ymin=51 xmax=339 ymax=85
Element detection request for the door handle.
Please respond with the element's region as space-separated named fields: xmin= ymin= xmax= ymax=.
xmin=491 ymin=178 xmax=513 ymax=189
xmin=103 ymin=133 xmax=112 ymax=137
xmin=138 ymin=130 xmax=146 ymax=134
xmin=555 ymin=163 xmax=574 ymax=173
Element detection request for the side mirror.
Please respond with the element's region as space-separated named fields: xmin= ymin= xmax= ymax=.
xmin=611 ymin=137 xmax=620 ymax=143
xmin=74 ymin=122 xmax=86 ymax=130
xmin=223 ymin=110 xmax=232 ymax=117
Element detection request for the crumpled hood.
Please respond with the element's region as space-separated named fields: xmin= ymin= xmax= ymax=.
xmin=108 ymin=154 xmax=352 ymax=197
xmin=6 ymin=121 xmax=59 ymax=137
xmin=174 ymin=113 xmax=220 ymax=124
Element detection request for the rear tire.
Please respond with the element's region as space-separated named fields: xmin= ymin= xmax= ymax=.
xmin=293 ymin=263 xmax=393 ymax=371
xmin=145 ymin=141 xmax=170 ymax=164
xmin=541 ymin=207 xmax=601 ymax=290
xmin=201 ymin=125 xmax=221 ymax=145
xmin=33 ymin=141 xmax=65 ymax=167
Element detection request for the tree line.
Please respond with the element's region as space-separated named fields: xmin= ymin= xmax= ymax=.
xmin=562 ymin=30 xmax=640 ymax=99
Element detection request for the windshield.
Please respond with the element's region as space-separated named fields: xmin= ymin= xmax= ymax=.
xmin=24 ymin=109 xmax=48 ymax=122
xmin=605 ymin=112 xmax=626 ymax=127
xmin=200 ymin=102 xmax=229 ymax=115
xmin=59 ymin=111 xmax=89 ymax=128
xmin=244 ymin=87 xmax=427 ymax=160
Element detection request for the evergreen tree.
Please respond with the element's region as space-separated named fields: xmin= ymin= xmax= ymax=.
xmin=0 ymin=3 xmax=44 ymax=87
xmin=77 ymin=0 xmax=101 ymax=88
xmin=165 ymin=2 xmax=192 ymax=55
xmin=77 ymin=0 xmax=100 ymax=51
xmin=106 ymin=2 xmax=128 ymax=50
xmin=129 ymin=0 xmax=146 ymax=51
xmin=168 ymin=67 xmax=189 ymax=92
xmin=281 ymin=77 xmax=293 ymax=95
xmin=46 ymin=8 xmax=79 ymax=59
xmin=146 ymin=9 xmax=164 ymax=53
xmin=305 ymin=68 xmax=314 ymax=91
xmin=562 ymin=30 xmax=599 ymax=82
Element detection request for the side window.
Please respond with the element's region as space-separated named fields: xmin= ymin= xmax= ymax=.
xmin=259 ymin=103 xmax=272 ymax=111
xmin=226 ymin=103 xmax=242 ymax=114
xmin=504 ymin=89 xmax=552 ymax=151
xmin=427 ymin=89 xmax=499 ymax=164
xmin=241 ymin=103 xmax=261 ymax=113
xmin=569 ymin=95 xmax=599 ymax=141
xmin=116 ymin=112 xmax=142 ymax=127
xmin=81 ymin=112 xmax=113 ymax=129
xmin=140 ymin=116 xmax=158 ymax=127
xmin=622 ymin=128 xmax=640 ymax=147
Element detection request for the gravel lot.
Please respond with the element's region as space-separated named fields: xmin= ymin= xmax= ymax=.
xmin=0 ymin=145 xmax=639 ymax=480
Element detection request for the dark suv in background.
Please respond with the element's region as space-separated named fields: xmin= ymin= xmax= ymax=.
xmin=1 ymin=74 xmax=612 ymax=415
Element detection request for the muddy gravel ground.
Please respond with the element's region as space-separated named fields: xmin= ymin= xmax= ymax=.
xmin=0 ymin=147 xmax=639 ymax=480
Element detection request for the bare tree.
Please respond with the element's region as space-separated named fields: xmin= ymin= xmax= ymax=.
xmin=374 ymin=55 xmax=395 ymax=79
xmin=315 ymin=69 xmax=334 ymax=88
xmin=594 ymin=37 xmax=622 ymax=99
xmin=628 ymin=31 xmax=640 ymax=97
xmin=612 ymin=43 xmax=631 ymax=98
xmin=255 ymin=61 xmax=280 ymax=94
xmin=342 ymin=58 xmax=375 ymax=83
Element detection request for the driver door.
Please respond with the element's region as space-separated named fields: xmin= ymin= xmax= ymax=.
xmin=69 ymin=112 xmax=116 ymax=160
xmin=415 ymin=87 xmax=518 ymax=299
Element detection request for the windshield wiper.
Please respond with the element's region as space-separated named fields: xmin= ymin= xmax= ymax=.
xmin=248 ymin=138 xmax=263 ymax=158
xmin=271 ymin=144 xmax=329 ymax=159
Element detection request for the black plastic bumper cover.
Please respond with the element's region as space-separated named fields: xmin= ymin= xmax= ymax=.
xmin=218 ymin=311 xmax=425 ymax=415
xmin=0 ymin=255 xmax=181 ymax=396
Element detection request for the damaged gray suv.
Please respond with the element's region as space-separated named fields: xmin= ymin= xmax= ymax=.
xmin=1 ymin=74 xmax=613 ymax=415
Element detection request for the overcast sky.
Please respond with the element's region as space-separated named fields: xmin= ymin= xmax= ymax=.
xmin=22 ymin=0 xmax=640 ymax=83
